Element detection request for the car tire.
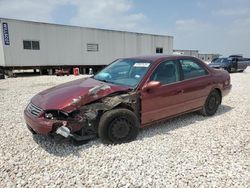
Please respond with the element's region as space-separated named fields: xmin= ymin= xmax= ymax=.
xmin=98 ymin=108 xmax=139 ymax=144
xmin=200 ymin=90 xmax=221 ymax=116
xmin=226 ymin=66 xmax=232 ymax=73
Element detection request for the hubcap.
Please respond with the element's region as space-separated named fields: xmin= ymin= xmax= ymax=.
xmin=110 ymin=118 xmax=130 ymax=139
xmin=208 ymin=96 xmax=216 ymax=110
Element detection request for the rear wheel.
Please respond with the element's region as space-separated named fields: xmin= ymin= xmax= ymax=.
xmin=98 ymin=109 xmax=139 ymax=144
xmin=200 ymin=90 xmax=221 ymax=116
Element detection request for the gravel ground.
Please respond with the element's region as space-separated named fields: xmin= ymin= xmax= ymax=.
xmin=0 ymin=69 xmax=250 ymax=187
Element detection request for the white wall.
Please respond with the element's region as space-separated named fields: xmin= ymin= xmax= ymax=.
xmin=1 ymin=18 xmax=173 ymax=67
xmin=0 ymin=21 xmax=5 ymax=66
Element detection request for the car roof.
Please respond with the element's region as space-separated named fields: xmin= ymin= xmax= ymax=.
xmin=123 ymin=55 xmax=198 ymax=63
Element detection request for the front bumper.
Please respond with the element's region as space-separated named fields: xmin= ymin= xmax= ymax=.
xmin=24 ymin=108 xmax=54 ymax=135
xmin=24 ymin=108 xmax=97 ymax=142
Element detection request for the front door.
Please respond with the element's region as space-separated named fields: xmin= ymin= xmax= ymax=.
xmin=141 ymin=60 xmax=184 ymax=125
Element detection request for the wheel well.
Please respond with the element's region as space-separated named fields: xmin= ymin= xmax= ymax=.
xmin=97 ymin=103 xmax=135 ymax=121
xmin=113 ymin=103 xmax=134 ymax=112
xmin=214 ymin=88 xmax=222 ymax=104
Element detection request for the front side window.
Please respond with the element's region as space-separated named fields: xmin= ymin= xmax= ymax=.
xmin=180 ymin=59 xmax=208 ymax=80
xmin=94 ymin=59 xmax=151 ymax=88
xmin=150 ymin=61 xmax=180 ymax=85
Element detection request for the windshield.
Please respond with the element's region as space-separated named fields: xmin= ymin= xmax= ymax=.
xmin=94 ymin=59 xmax=151 ymax=88
xmin=213 ymin=58 xmax=229 ymax=64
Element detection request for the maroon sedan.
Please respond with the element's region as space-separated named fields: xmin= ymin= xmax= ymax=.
xmin=24 ymin=55 xmax=232 ymax=144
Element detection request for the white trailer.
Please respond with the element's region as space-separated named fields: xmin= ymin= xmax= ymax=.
xmin=0 ymin=18 xmax=173 ymax=75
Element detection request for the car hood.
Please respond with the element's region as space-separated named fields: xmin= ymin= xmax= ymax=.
xmin=209 ymin=63 xmax=226 ymax=67
xmin=31 ymin=77 xmax=130 ymax=112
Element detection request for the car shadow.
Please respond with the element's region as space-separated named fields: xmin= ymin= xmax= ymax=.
xmin=32 ymin=104 xmax=233 ymax=156
xmin=138 ymin=104 xmax=234 ymax=140
xmin=32 ymin=134 xmax=100 ymax=157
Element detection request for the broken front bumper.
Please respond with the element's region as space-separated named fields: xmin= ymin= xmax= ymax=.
xmin=24 ymin=108 xmax=53 ymax=135
xmin=24 ymin=108 xmax=97 ymax=142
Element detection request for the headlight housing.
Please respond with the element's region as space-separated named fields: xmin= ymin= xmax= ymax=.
xmin=45 ymin=112 xmax=54 ymax=119
xmin=44 ymin=110 xmax=68 ymax=120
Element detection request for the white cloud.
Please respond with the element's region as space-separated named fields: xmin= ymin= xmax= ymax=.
xmin=69 ymin=0 xmax=146 ymax=30
xmin=213 ymin=8 xmax=250 ymax=17
xmin=0 ymin=0 xmax=67 ymax=22
xmin=196 ymin=1 xmax=206 ymax=8
xmin=175 ymin=19 xmax=210 ymax=31
xmin=0 ymin=0 xmax=146 ymax=31
xmin=173 ymin=17 xmax=250 ymax=57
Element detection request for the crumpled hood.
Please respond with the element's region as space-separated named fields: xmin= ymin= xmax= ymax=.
xmin=31 ymin=78 xmax=130 ymax=112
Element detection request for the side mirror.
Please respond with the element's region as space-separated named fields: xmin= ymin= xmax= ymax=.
xmin=142 ymin=81 xmax=161 ymax=92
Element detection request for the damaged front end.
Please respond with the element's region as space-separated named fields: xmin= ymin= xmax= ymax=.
xmin=43 ymin=109 xmax=97 ymax=143
xmin=46 ymin=84 xmax=140 ymax=144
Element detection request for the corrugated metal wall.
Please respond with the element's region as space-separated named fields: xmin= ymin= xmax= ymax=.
xmin=1 ymin=18 xmax=173 ymax=67
xmin=0 ymin=21 xmax=5 ymax=66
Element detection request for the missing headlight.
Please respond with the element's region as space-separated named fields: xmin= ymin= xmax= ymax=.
xmin=45 ymin=113 xmax=54 ymax=119
xmin=44 ymin=110 xmax=68 ymax=120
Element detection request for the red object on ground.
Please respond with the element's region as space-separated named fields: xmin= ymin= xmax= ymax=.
xmin=73 ymin=68 xmax=79 ymax=76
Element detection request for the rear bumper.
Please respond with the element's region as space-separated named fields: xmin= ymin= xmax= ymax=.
xmin=24 ymin=109 xmax=53 ymax=135
xmin=222 ymin=84 xmax=232 ymax=97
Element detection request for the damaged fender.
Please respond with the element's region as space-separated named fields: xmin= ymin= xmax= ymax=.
xmin=53 ymin=84 xmax=140 ymax=142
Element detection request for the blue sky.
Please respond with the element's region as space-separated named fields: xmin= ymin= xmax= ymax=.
xmin=0 ymin=0 xmax=250 ymax=56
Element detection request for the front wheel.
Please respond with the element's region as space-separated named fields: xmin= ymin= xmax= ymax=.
xmin=200 ymin=90 xmax=221 ymax=116
xmin=98 ymin=109 xmax=139 ymax=144
xmin=226 ymin=66 xmax=232 ymax=73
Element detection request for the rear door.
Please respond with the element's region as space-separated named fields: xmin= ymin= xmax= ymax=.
xmin=141 ymin=58 xmax=213 ymax=126
xmin=177 ymin=58 xmax=212 ymax=111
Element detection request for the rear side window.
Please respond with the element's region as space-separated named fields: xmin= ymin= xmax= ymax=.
xmin=180 ymin=59 xmax=208 ymax=80
xmin=150 ymin=60 xmax=180 ymax=85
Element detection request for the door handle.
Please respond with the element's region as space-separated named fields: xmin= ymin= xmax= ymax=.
xmin=175 ymin=90 xmax=184 ymax=95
